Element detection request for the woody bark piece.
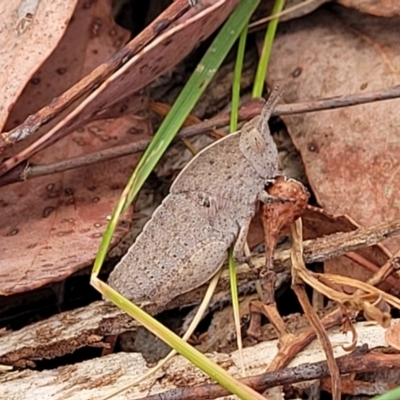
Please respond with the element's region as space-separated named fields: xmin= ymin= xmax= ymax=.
xmin=0 ymin=321 xmax=392 ymax=399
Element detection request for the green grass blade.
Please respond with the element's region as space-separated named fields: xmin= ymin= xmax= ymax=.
xmin=92 ymin=0 xmax=261 ymax=277
xmin=373 ymin=387 xmax=400 ymax=400
xmin=252 ymin=0 xmax=285 ymax=98
xmin=229 ymin=21 xmax=250 ymax=376
xmin=230 ymin=25 xmax=248 ymax=132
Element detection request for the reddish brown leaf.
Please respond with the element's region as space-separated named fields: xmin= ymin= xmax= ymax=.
xmin=0 ymin=0 xmax=78 ymax=131
xmin=0 ymin=115 xmax=151 ymax=295
xmin=5 ymin=0 xmax=130 ymax=131
xmin=0 ymin=0 xmax=150 ymax=295
xmin=337 ymin=0 xmax=400 ymax=17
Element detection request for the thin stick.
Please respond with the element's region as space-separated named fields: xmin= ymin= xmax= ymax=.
xmin=248 ymin=0 xmax=327 ymax=31
xmin=3 ymin=84 xmax=400 ymax=185
xmin=136 ymin=348 xmax=400 ymax=400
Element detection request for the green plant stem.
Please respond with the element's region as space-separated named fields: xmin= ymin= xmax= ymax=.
xmin=252 ymin=0 xmax=285 ymax=97
xmin=373 ymin=386 xmax=400 ymax=400
xmin=231 ymin=25 xmax=248 ymax=132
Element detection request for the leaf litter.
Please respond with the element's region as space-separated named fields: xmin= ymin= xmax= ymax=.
xmin=0 ymin=0 xmax=150 ymax=295
xmin=5 ymin=0 xmax=130 ymax=131
xmin=2 ymin=1 xmax=400 ymax=399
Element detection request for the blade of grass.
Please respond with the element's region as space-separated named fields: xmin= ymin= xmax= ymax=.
xmin=252 ymin=0 xmax=285 ymax=97
xmin=92 ymin=0 xmax=261 ymax=278
xmin=230 ymin=25 xmax=248 ymax=132
xmin=372 ymin=387 xmax=400 ymax=400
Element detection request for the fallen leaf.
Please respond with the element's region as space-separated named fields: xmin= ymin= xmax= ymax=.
xmin=337 ymin=0 xmax=400 ymax=17
xmin=0 ymin=114 xmax=151 ymax=295
xmin=263 ymin=176 xmax=309 ymax=268
xmin=0 ymin=0 xmax=78 ymax=131
xmin=0 ymin=0 xmax=150 ymax=295
xmin=5 ymin=0 xmax=130 ymax=131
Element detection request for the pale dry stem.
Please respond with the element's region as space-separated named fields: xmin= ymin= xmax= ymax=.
xmin=262 ymin=216 xmax=400 ymax=399
xmin=291 ymin=218 xmax=341 ymax=400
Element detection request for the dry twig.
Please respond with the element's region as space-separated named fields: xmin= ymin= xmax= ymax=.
xmin=3 ymin=85 xmax=400 ymax=186
xmin=136 ymin=347 xmax=400 ymax=400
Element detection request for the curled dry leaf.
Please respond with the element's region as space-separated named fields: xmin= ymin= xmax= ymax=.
xmin=263 ymin=176 xmax=309 ymax=268
xmin=289 ymin=219 xmax=392 ymax=354
xmin=362 ymin=297 xmax=391 ymax=327
xmin=302 ymin=269 xmax=397 ymax=329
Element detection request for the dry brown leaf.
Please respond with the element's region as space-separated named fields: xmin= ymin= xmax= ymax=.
xmin=263 ymin=177 xmax=309 ymax=268
xmin=0 ymin=0 xmax=150 ymax=295
xmin=337 ymin=0 xmax=400 ymax=17
xmin=0 ymin=114 xmax=151 ymax=295
xmin=267 ymin=7 xmax=400 ymax=254
xmin=5 ymin=0 xmax=130 ymax=131
xmin=0 ymin=0 xmax=78 ymax=131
